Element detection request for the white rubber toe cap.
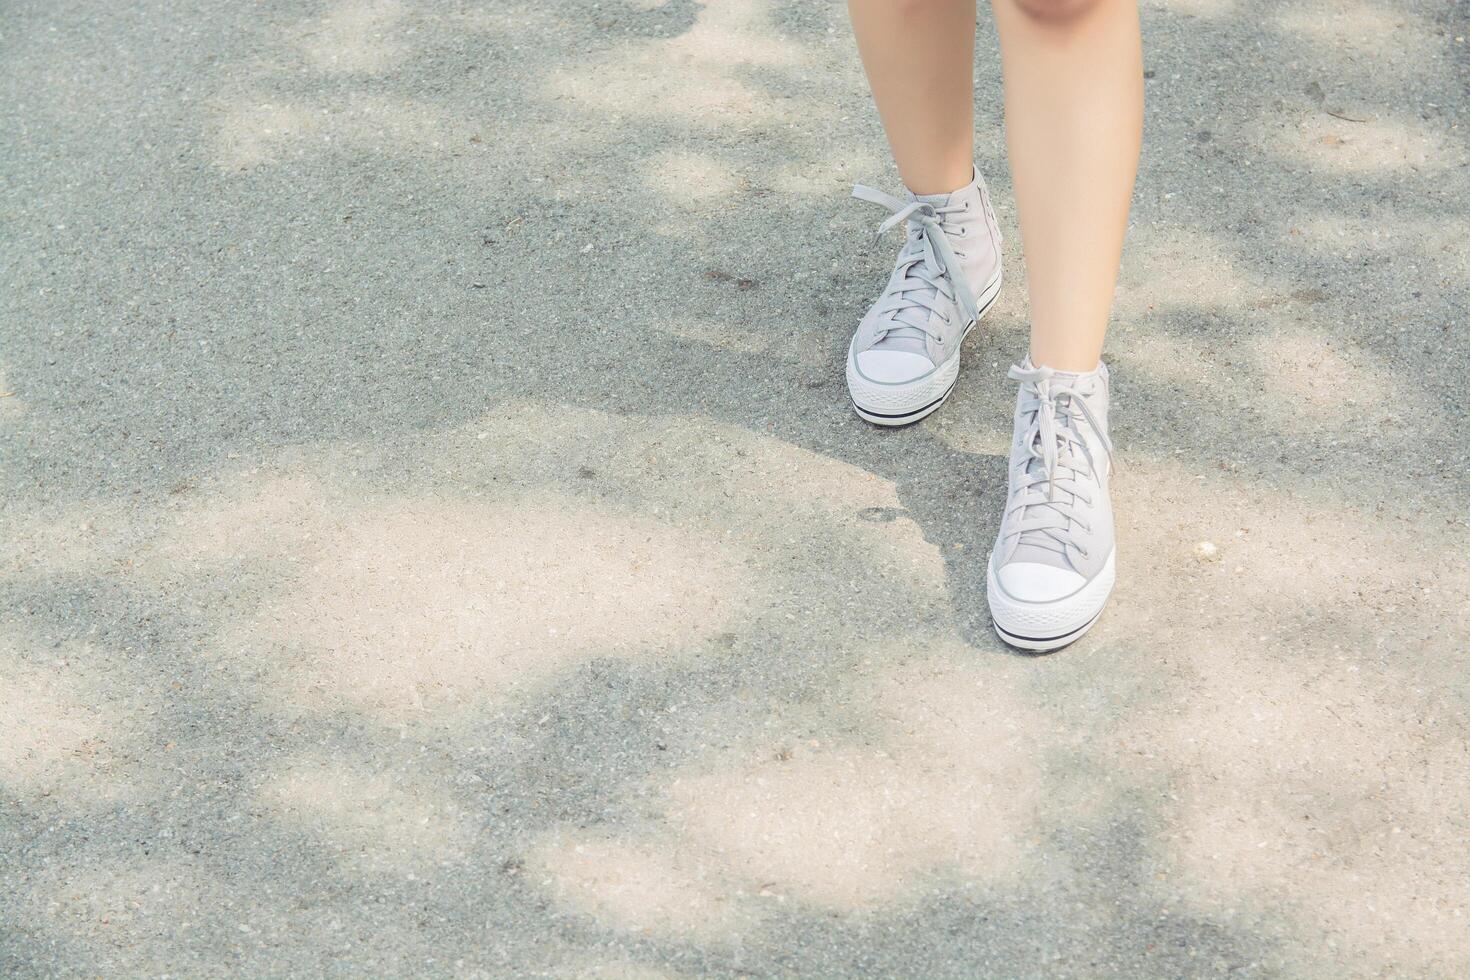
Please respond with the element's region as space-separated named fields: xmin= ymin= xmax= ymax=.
xmin=995 ymin=562 xmax=1086 ymax=603
xmin=854 ymin=349 xmax=934 ymax=384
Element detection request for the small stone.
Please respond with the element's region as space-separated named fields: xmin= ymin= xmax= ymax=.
xmin=1193 ymin=541 xmax=1220 ymax=561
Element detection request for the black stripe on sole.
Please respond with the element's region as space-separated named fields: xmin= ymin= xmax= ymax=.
xmin=851 ymin=377 xmax=959 ymax=423
xmin=847 ymin=276 xmax=1002 ymax=426
xmin=992 ymin=608 xmax=1103 ymax=646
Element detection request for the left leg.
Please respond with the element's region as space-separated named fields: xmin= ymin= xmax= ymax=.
xmin=993 ymin=0 xmax=1143 ymax=372
xmin=985 ymin=0 xmax=1142 ymax=651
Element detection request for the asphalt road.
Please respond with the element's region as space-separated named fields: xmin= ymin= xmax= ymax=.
xmin=3 ymin=0 xmax=1468 ymax=976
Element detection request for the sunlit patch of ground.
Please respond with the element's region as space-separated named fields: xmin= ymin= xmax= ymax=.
xmin=208 ymin=94 xmax=461 ymax=170
xmin=642 ymin=150 xmax=741 ymax=206
xmin=145 ymin=473 xmax=751 ymax=718
xmin=1 ymin=501 xmax=132 ymax=587
xmin=1114 ymin=653 xmax=1469 ymax=973
xmin=258 ymin=751 xmax=478 ymax=873
xmin=254 ymin=498 xmax=748 ymax=715
xmin=1248 ymin=330 xmax=1392 ymax=420
xmin=23 ymin=402 xmax=946 ymax=724
xmin=546 ymin=0 xmax=819 ymax=130
xmin=529 ymin=648 xmax=1046 ymax=926
xmin=1107 ymin=455 xmax=1462 ymax=638
xmin=209 ymin=101 xmax=323 ymax=169
xmin=1101 ymin=457 xmax=1470 ymax=973
xmin=1147 ymin=0 xmax=1238 ymax=19
xmin=552 ymin=956 xmax=691 ymax=980
xmin=410 ymin=401 xmax=948 ymax=585
xmin=529 ymin=832 xmax=752 ymax=939
xmin=295 ymin=0 xmax=408 ymax=75
xmin=0 ymin=629 xmax=155 ymax=802
xmin=1275 ymin=0 xmax=1441 ymax=61
xmin=1114 ymin=226 xmax=1260 ymax=317
xmin=1290 ymin=211 xmax=1470 ymax=281
xmin=667 ymin=654 xmax=1045 ymax=908
xmin=1264 ymin=110 xmax=1457 ymax=176
xmin=1091 ymin=313 xmax=1428 ymax=441
xmin=25 ymin=859 xmax=218 ymax=952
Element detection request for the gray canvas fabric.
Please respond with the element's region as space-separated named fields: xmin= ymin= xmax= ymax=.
xmin=993 ymin=358 xmax=1115 ymax=581
xmin=850 ymin=167 xmax=1002 ymax=368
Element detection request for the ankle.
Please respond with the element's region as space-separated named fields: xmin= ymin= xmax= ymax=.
xmin=902 ymin=163 xmax=976 ymax=198
xmin=1027 ymin=352 xmax=1104 ymax=376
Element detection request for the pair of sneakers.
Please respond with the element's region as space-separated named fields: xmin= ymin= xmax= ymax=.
xmin=845 ymin=166 xmax=1115 ymax=652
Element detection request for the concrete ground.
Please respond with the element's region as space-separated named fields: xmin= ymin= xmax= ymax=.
xmin=3 ymin=0 xmax=1468 ymax=976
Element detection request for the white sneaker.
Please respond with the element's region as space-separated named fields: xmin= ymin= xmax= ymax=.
xmin=845 ymin=167 xmax=1003 ymax=426
xmin=987 ymin=358 xmax=1116 ymax=652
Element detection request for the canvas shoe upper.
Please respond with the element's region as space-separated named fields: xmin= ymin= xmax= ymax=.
xmin=845 ymin=167 xmax=1003 ymax=425
xmin=987 ymin=358 xmax=1117 ymax=650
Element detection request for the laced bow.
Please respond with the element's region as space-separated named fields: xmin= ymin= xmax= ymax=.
xmin=852 ymin=185 xmax=978 ymax=339
xmin=1001 ymin=363 xmax=1115 ymax=560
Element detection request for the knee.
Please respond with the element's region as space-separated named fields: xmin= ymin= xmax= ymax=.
xmin=1008 ymin=0 xmax=1104 ymax=24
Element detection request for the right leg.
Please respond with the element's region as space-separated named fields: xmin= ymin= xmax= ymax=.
xmin=845 ymin=0 xmax=1004 ymax=426
xmin=848 ymin=0 xmax=978 ymax=195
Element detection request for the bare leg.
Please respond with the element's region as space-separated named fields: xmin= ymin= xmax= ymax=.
xmin=847 ymin=0 xmax=978 ymax=195
xmin=992 ymin=0 xmax=1143 ymax=371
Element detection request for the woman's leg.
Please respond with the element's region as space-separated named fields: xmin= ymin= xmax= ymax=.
xmin=992 ymin=0 xmax=1143 ymax=371
xmin=847 ymin=0 xmax=978 ymax=196
xmin=844 ymin=0 xmax=1005 ymax=426
xmin=846 ymin=0 xmax=1140 ymax=368
xmin=985 ymin=0 xmax=1141 ymax=651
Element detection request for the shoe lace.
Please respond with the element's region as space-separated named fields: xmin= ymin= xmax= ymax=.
xmin=852 ymin=184 xmax=978 ymax=341
xmin=1001 ymin=363 xmax=1115 ymax=561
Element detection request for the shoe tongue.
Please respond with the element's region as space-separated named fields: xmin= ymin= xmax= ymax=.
xmin=1011 ymin=439 xmax=1077 ymax=569
xmin=870 ymin=330 xmax=929 ymax=355
xmin=874 ymin=188 xmax=953 ymax=349
xmin=1010 ymin=539 xmax=1072 ymax=569
xmin=912 ymin=188 xmax=954 ymax=206
xmin=1009 ymin=492 xmax=1076 ymax=568
xmin=1008 ymin=367 xmax=1100 ymax=570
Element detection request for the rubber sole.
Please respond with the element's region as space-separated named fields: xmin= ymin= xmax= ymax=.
xmin=992 ymin=606 xmax=1105 ymax=652
xmin=847 ymin=270 xmax=1003 ymax=428
xmin=851 ymin=376 xmax=959 ymax=426
xmin=986 ymin=549 xmax=1116 ymax=653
